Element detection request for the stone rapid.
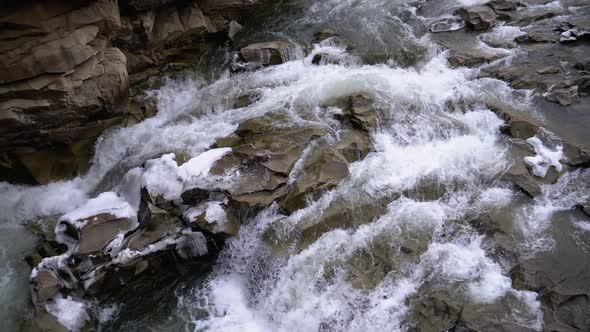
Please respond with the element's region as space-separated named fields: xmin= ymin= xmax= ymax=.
xmin=1 ymin=0 xmax=589 ymax=331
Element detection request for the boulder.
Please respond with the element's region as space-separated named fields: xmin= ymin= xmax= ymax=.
xmin=430 ymin=31 xmax=506 ymax=68
xmin=281 ymin=146 xmax=350 ymax=212
xmin=20 ymin=308 xmax=68 ymax=332
xmin=31 ymin=270 xmax=61 ymax=303
xmin=185 ymin=202 xmax=240 ymax=237
xmin=239 ymin=41 xmax=294 ymax=66
xmin=77 ymin=213 xmax=135 ymax=254
xmin=126 ymin=205 xmax=178 ymax=250
xmin=455 ymin=6 xmax=497 ymax=31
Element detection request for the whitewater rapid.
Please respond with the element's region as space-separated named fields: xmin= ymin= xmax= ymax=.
xmin=1 ymin=0 xmax=589 ymax=331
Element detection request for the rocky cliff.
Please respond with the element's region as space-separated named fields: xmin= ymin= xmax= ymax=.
xmin=0 ymin=0 xmax=261 ymax=185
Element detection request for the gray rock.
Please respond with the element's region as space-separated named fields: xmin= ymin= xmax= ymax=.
xmin=281 ymin=146 xmax=350 ymax=212
xmin=455 ymin=6 xmax=497 ymax=31
xmin=31 ymin=270 xmax=60 ymax=303
xmin=239 ymin=41 xmax=294 ymax=66
xmin=126 ymin=205 xmax=178 ymax=250
xmin=77 ymin=213 xmax=134 ymax=254
xmin=21 ymin=308 xmax=68 ymax=332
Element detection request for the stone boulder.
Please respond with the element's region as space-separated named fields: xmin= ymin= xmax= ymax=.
xmin=455 ymin=6 xmax=497 ymax=31
xmin=239 ymin=41 xmax=294 ymax=67
xmin=77 ymin=213 xmax=135 ymax=254
xmin=281 ymin=146 xmax=350 ymax=212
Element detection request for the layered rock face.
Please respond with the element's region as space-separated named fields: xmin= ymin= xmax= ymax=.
xmin=0 ymin=0 xmax=262 ymax=185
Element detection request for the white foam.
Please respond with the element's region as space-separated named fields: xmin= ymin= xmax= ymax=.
xmin=524 ymin=136 xmax=563 ymax=178
xmin=574 ymin=221 xmax=590 ymax=232
xmin=480 ymin=25 xmax=525 ymax=48
xmin=45 ymin=297 xmax=89 ymax=332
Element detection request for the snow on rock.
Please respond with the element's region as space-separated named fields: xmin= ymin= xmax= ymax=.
xmin=523 ymin=136 xmax=563 ymax=178
xmin=45 ymin=296 xmax=89 ymax=332
xmin=141 ymin=153 xmax=185 ymax=201
xmin=60 ymin=192 xmax=136 ymax=228
xmin=141 ymin=148 xmax=232 ymax=201
xmin=179 ymin=148 xmax=232 ymax=184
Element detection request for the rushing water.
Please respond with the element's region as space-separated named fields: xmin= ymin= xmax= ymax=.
xmin=1 ymin=0 xmax=589 ymax=331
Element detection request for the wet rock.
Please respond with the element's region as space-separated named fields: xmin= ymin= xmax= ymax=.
xmin=488 ymin=0 xmax=523 ymax=12
xmin=455 ymin=6 xmax=497 ymax=31
xmin=481 ymin=42 xmax=590 ymax=103
xmin=77 ymin=213 xmax=135 ymax=254
xmin=126 ymin=207 xmax=178 ymax=250
xmin=233 ymin=91 xmax=260 ymax=108
xmin=281 ymin=146 xmax=350 ymax=212
xmin=511 ymin=215 xmax=590 ymax=295
xmin=406 ymin=294 xmax=461 ymax=332
xmin=31 ymin=270 xmax=61 ymax=303
xmin=334 ymin=129 xmax=372 ymax=162
xmin=180 ymin=187 xmax=210 ymax=205
xmin=549 ymin=294 xmax=590 ymax=331
xmin=265 ymin=195 xmax=393 ymax=254
xmin=185 ymin=202 xmax=240 ymax=237
xmin=239 ymin=41 xmax=294 ymax=66
xmin=429 ymin=17 xmax=465 ymax=33
xmin=21 ymin=308 xmax=68 ymax=332
xmin=313 ymin=29 xmax=340 ymax=42
xmin=545 ymin=86 xmax=579 ymax=107
xmin=430 ymin=31 xmax=506 ymax=68
xmin=515 ymin=20 xmax=561 ymax=44
xmin=336 ymin=95 xmax=379 ymax=131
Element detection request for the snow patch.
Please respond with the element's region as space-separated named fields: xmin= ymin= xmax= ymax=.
xmin=60 ymin=192 xmax=136 ymax=228
xmin=524 ymin=136 xmax=563 ymax=178
xmin=141 ymin=148 xmax=231 ymax=200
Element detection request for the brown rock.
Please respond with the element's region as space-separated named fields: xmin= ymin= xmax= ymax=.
xmin=455 ymin=6 xmax=497 ymax=31
xmin=240 ymin=41 xmax=293 ymax=66
xmin=77 ymin=213 xmax=134 ymax=254
xmin=32 ymin=270 xmax=61 ymax=303
xmin=281 ymin=146 xmax=350 ymax=212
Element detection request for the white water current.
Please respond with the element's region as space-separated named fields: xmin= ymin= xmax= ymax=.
xmin=1 ymin=0 xmax=589 ymax=331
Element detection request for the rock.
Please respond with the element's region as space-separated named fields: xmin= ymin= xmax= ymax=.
xmin=73 ymin=213 xmax=134 ymax=254
xmin=406 ymin=294 xmax=461 ymax=332
xmin=488 ymin=0 xmax=523 ymax=12
xmin=121 ymin=0 xmax=177 ymax=12
xmin=334 ymin=129 xmax=372 ymax=162
xmin=228 ymin=20 xmax=243 ymax=40
xmin=126 ymin=206 xmax=178 ymax=250
xmin=341 ymin=95 xmax=379 ymax=131
xmin=21 ymin=308 xmax=68 ymax=332
xmin=31 ymin=270 xmax=61 ymax=303
xmin=481 ymin=42 xmax=590 ymax=103
xmin=281 ymin=146 xmax=350 ymax=212
xmin=185 ymin=202 xmax=240 ymax=237
xmin=429 ymin=17 xmax=465 ymax=33
xmin=545 ymin=86 xmax=579 ymax=107
xmin=430 ymin=31 xmax=507 ymax=68
xmin=239 ymin=41 xmax=294 ymax=66
xmin=1 ymin=0 xmax=264 ymax=185
xmin=233 ymin=91 xmax=260 ymax=108
xmin=455 ymin=6 xmax=497 ymax=31
xmin=265 ymin=195 xmax=392 ymax=254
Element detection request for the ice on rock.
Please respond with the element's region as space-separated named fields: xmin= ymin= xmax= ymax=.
xmin=141 ymin=153 xmax=185 ymax=201
xmin=523 ymin=136 xmax=563 ymax=178
xmin=60 ymin=192 xmax=137 ymax=228
xmin=141 ymin=148 xmax=232 ymax=201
